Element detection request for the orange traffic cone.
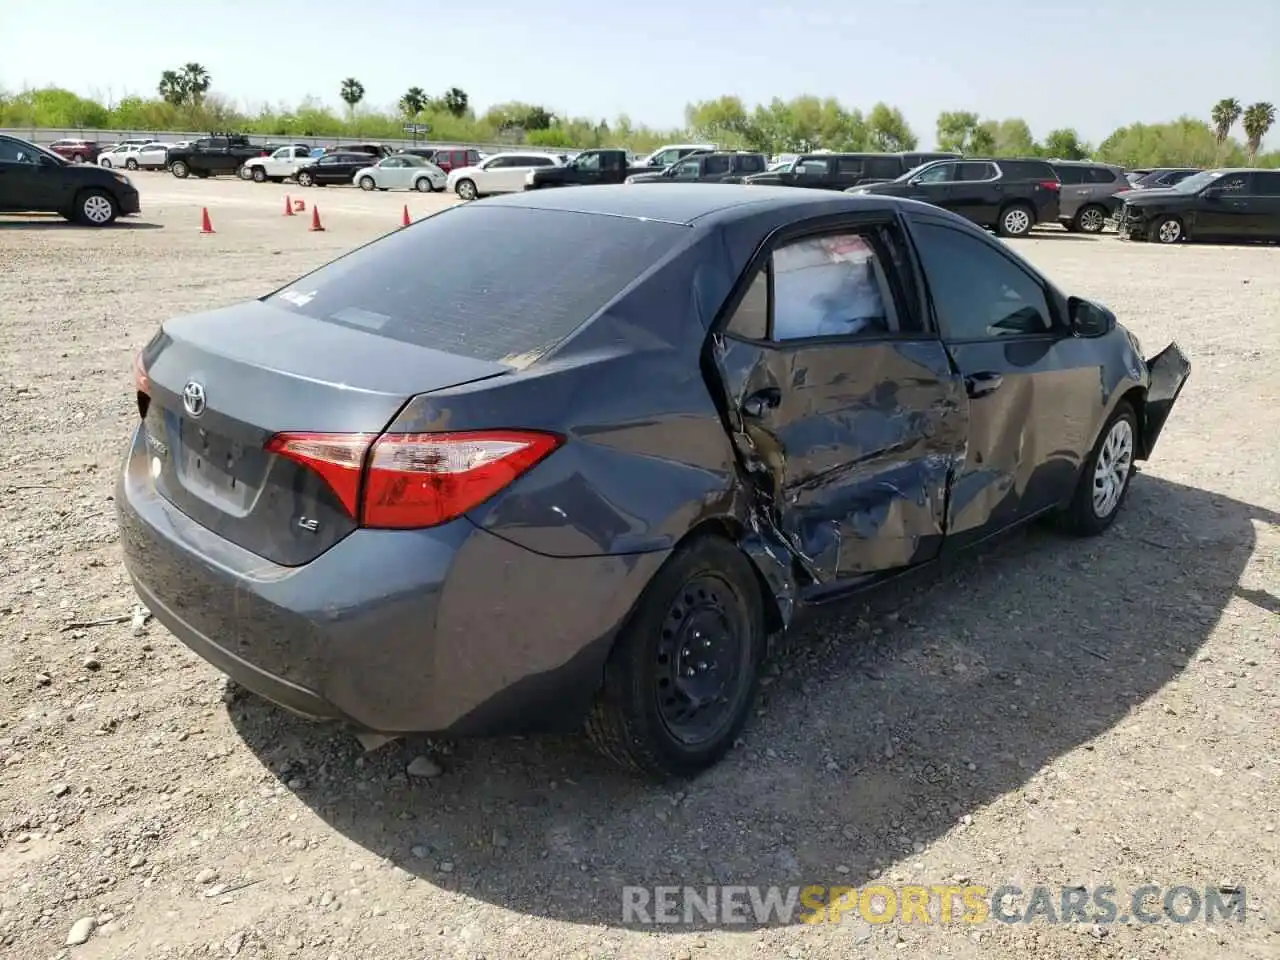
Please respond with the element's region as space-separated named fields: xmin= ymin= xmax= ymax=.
xmin=401 ymin=205 xmax=411 ymax=228
xmin=309 ymin=206 xmax=325 ymax=232
xmin=200 ymin=208 xmax=215 ymax=234
xmin=283 ymin=195 xmax=294 ymax=216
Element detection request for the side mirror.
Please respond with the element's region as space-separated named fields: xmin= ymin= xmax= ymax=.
xmin=1068 ymin=297 xmax=1115 ymax=338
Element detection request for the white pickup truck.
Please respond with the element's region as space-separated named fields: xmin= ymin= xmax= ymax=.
xmin=240 ymin=145 xmax=315 ymax=183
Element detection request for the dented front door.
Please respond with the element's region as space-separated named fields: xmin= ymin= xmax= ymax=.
xmin=713 ymin=335 xmax=968 ymax=582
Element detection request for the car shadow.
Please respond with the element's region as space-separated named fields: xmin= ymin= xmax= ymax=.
xmin=227 ymin=473 xmax=1274 ymax=930
xmin=1021 ymin=230 xmax=1102 ymax=242
xmin=0 ymin=219 xmax=163 ymax=230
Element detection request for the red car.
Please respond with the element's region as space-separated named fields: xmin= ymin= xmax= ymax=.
xmin=429 ymin=147 xmax=482 ymax=173
xmin=47 ymin=139 xmax=102 ymax=163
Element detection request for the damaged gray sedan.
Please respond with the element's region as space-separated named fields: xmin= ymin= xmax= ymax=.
xmin=117 ymin=185 xmax=1190 ymax=779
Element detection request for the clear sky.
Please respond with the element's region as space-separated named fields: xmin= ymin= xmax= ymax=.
xmin=2 ymin=0 xmax=1276 ymax=149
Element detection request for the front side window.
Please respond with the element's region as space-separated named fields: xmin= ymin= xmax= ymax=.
xmin=651 ymin=149 xmax=681 ymax=166
xmin=911 ymin=221 xmax=1052 ymax=340
xmin=483 ymin=156 xmax=508 ymax=169
xmin=914 ymin=162 xmax=954 ymax=184
xmin=574 ymin=153 xmax=601 ymax=171
xmin=703 ymin=155 xmax=730 ymax=175
xmin=0 ymin=139 xmax=40 ymax=164
xmin=1054 ymin=165 xmax=1085 ymax=185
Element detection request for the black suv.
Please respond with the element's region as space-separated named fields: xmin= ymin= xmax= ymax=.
xmin=625 ymin=151 xmax=768 ymax=184
xmin=743 ymin=151 xmax=960 ymax=191
xmin=851 ymin=158 xmax=1062 ymax=237
xmin=0 ymin=134 xmax=140 ymax=226
xmin=1115 ymin=168 xmax=1280 ymax=244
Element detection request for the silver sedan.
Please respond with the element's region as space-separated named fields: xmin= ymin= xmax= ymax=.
xmin=353 ymin=155 xmax=447 ymax=193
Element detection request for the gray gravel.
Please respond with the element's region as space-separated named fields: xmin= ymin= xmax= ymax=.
xmin=1 ymin=178 xmax=1278 ymax=959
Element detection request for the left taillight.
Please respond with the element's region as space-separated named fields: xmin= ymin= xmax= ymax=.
xmin=133 ymin=349 xmax=150 ymax=418
xmin=1039 ymin=180 xmax=1061 ymax=191
xmin=265 ymin=429 xmax=563 ymax=530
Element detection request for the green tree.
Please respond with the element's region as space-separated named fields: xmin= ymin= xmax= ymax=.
xmin=991 ymin=118 xmax=1036 ymax=156
xmin=399 ymin=87 xmax=428 ymax=118
xmin=1042 ymin=128 xmax=1089 ymax=160
xmin=181 ymin=63 xmax=210 ymax=106
xmin=157 ymin=70 xmax=186 ymax=107
xmin=339 ymin=77 xmax=365 ymax=116
xmin=1242 ymin=102 xmax=1276 ymax=163
xmin=867 ymin=102 xmax=916 ymax=151
xmin=441 ymin=87 xmax=469 ymax=118
xmin=1210 ymin=98 xmax=1242 ymax=148
xmin=936 ymin=110 xmax=980 ymax=153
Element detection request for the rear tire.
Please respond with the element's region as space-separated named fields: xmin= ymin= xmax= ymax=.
xmin=1059 ymin=401 xmax=1137 ymax=536
xmin=1074 ymin=204 xmax=1107 ymax=234
xmin=585 ymin=536 xmax=765 ymax=780
xmin=252 ymin=167 xmax=267 ymax=183
xmin=997 ymin=202 xmax=1035 ymax=237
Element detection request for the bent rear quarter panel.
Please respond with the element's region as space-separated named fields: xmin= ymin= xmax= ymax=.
xmin=389 ymin=229 xmax=746 ymax=558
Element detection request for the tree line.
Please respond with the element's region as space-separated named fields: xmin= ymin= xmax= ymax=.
xmin=0 ymin=66 xmax=1274 ymax=170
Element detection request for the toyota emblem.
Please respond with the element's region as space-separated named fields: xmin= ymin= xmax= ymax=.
xmin=182 ymin=381 xmax=207 ymax=418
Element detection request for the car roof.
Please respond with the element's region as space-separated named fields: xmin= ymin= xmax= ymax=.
xmin=483 ymin=183 xmax=904 ymax=226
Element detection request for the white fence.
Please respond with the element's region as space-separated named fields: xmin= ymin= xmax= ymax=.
xmin=0 ymin=127 xmax=541 ymax=154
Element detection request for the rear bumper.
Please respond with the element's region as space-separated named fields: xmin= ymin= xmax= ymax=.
xmin=115 ymin=425 xmax=667 ymax=736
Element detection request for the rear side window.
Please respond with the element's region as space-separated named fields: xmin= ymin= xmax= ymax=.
xmin=863 ymin=157 xmax=903 ymax=179
xmin=703 ymin=155 xmax=731 ymax=175
xmin=1086 ymin=166 xmax=1120 ymax=184
xmin=266 ymin=206 xmax=688 ymax=364
xmin=737 ymin=154 xmax=765 ymax=173
xmin=1000 ymin=161 xmax=1055 ymax=181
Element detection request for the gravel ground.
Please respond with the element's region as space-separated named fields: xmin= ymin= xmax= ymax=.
xmin=1 ymin=178 xmax=1277 ymax=960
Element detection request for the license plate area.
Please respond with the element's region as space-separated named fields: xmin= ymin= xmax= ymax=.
xmin=172 ymin=414 xmax=264 ymax=513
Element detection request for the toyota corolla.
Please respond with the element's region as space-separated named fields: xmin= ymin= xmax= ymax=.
xmin=117 ymin=186 xmax=1190 ymax=779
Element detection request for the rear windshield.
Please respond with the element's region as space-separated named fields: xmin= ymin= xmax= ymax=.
xmin=266 ymin=205 xmax=688 ymax=364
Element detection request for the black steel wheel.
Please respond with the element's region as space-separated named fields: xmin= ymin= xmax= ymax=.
xmin=586 ymin=536 xmax=765 ymax=779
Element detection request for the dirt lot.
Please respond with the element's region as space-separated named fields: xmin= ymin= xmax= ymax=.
xmin=1 ymin=176 xmax=1277 ymax=960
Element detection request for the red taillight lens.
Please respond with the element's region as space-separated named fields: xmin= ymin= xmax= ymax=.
xmin=133 ymin=350 xmax=150 ymax=394
xmin=265 ymin=429 xmax=562 ymax=529
xmin=1040 ymin=180 xmax=1061 ymax=191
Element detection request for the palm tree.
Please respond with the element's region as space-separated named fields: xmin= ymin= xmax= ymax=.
xmin=180 ymin=63 xmax=211 ymax=105
xmin=157 ymin=70 xmax=186 ymax=106
xmin=1242 ymin=102 xmax=1276 ymax=163
xmin=340 ymin=77 xmax=365 ymax=116
xmin=1210 ymin=98 xmax=1242 ymax=147
xmin=442 ymin=87 xmax=469 ymax=118
xmin=399 ymin=87 xmax=428 ymax=118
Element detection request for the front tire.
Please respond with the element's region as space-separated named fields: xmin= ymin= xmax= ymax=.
xmin=997 ymin=203 xmax=1035 ymax=238
xmin=358 ymin=176 xmax=375 ymax=191
xmin=455 ymin=178 xmax=477 ymax=201
xmin=1060 ymin=402 xmax=1138 ymax=536
xmin=1074 ymin=204 xmax=1107 ymax=234
xmin=1150 ymin=216 xmax=1184 ymax=244
xmin=296 ymin=170 xmax=314 ymax=187
xmin=170 ymin=160 xmax=189 ymax=179
xmin=75 ymin=189 xmax=118 ymax=227
xmin=125 ymin=158 xmax=139 ymax=171
xmin=585 ymin=536 xmax=765 ymax=779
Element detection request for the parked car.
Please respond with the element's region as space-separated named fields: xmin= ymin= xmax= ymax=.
xmin=524 ymin=148 xmax=659 ymax=189
xmin=98 ymin=143 xmax=144 ymax=170
xmin=327 ymin=142 xmax=393 ymax=160
xmin=168 ymin=136 xmax=268 ymax=179
xmin=135 ymin=143 xmax=173 ymax=170
xmin=1113 ymin=168 xmax=1280 ymax=243
xmin=118 ymin=184 xmax=1189 ymax=779
xmin=47 ymin=139 xmax=102 ymax=163
xmin=1049 ymin=160 xmax=1129 ymax=233
xmin=0 ymin=134 xmax=140 ymax=225
xmin=114 ymin=138 xmax=158 ymax=148
xmin=744 ymin=152 xmax=961 ymax=191
xmin=446 ymin=151 xmax=562 ymax=200
xmin=240 ymin=145 xmax=316 ymax=183
xmin=1125 ymin=168 xmax=1200 ymax=191
xmin=851 ymin=157 xmax=1062 ymax=238
xmin=295 ymin=152 xmax=371 ymax=187
xmin=633 ymin=143 xmax=718 ymax=167
xmin=625 ymin=151 xmax=768 ymax=184
xmin=354 ymin=155 xmax=447 ymax=193
xmin=427 ymin=147 xmax=483 ymax=173
xmin=396 ymin=147 xmax=439 ymax=162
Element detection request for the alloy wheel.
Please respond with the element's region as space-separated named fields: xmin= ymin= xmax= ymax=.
xmin=1079 ymin=207 xmax=1105 ymax=233
xmin=82 ymin=195 xmax=114 ymax=225
xmin=1157 ymin=219 xmax=1182 ymax=243
xmin=1003 ymin=208 xmax=1032 ymax=236
xmin=1091 ymin=418 xmax=1134 ymax=518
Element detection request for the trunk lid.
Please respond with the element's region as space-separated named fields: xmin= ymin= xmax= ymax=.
xmin=140 ymin=301 xmax=511 ymax=566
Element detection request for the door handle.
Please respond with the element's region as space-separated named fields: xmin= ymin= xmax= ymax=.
xmin=964 ymin=371 xmax=1004 ymax=399
xmin=741 ymin=387 xmax=782 ymax=418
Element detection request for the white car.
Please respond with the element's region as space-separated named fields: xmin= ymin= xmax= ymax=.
xmin=98 ymin=144 xmax=144 ymax=170
xmin=354 ymin=155 xmax=447 ymax=193
xmin=446 ymin=151 xmax=562 ymax=200
xmin=241 ymin=145 xmax=316 ymax=183
xmin=135 ymin=143 xmax=172 ymax=170
xmin=634 ymin=143 xmax=718 ymax=169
